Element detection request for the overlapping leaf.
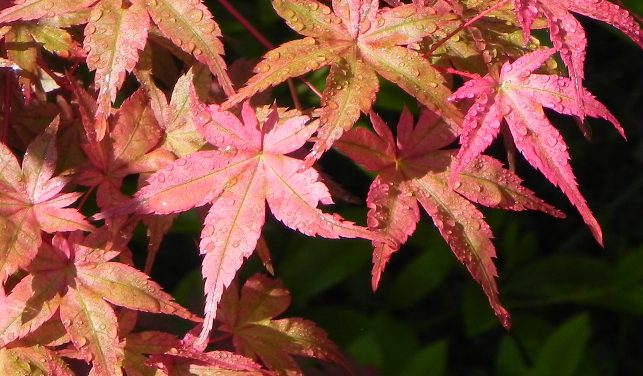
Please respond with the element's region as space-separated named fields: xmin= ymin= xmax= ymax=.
xmin=449 ymin=48 xmax=624 ymax=245
xmin=76 ymin=89 xmax=173 ymax=210
xmin=0 ymin=118 xmax=92 ymax=282
xmin=0 ymin=231 xmax=198 ymax=375
xmin=225 ymin=0 xmax=463 ymax=162
xmin=513 ymin=0 xmax=643 ymax=116
xmin=120 ymin=85 xmax=385 ymax=347
xmin=218 ymin=274 xmax=348 ymax=375
xmin=83 ymin=0 xmax=149 ymax=139
xmin=335 ymin=107 xmax=563 ymax=328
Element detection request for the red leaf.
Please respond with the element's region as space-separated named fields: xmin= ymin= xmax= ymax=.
xmin=83 ymin=0 xmax=150 ymax=140
xmin=0 ymin=118 xmax=91 ymax=281
xmin=218 ymin=274 xmax=348 ymax=375
xmin=123 ymin=96 xmax=385 ymax=347
xmin=449 ymin=48 xmax=624 ymax=244
xmin=336 ymin=107 xmax=566 ymax=327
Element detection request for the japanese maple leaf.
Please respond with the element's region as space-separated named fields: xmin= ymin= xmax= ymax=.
xmin=224 ymin=0 xmax=463 ymax=162
xmin=0 ymin=231 xmax=199 ymax=375
xmin=116 ymin=88 xmax=385 ymax=347
xmin=138 ymin=69 xmax=207 ymax=158
xmin=76 ymin=89 xmax=174 ymax=210
xmin=513 ymin=0 xmax=643 ymax=117
xmin=0 ymin=344 xmax=73 ymax=375
xmin=146 ymin=342 xmax=264 ymax=375
xmin=0 ymin=118 xmax=92 ymax=282
xmin=448 ymin=48 xmax=624 ymax=245
xmin=335 ymin=107 xmax=564 ymax=328
xmin=217 ymin=274 xmax=348 ymax=375
xmin=1 ymin=0 xmax=234 ymax=139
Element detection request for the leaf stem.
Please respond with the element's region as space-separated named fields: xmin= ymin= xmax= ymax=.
xmin=426 ymin=0 xmax=512 ymax=57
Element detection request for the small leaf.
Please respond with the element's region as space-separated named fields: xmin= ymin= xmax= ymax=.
xmin=142 ymin=0 xmax=235 ymax=96
xmin=84 ymin=0 xmax=150 ymax=140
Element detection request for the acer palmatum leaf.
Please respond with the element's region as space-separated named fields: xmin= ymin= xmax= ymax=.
xmin=336 ymin=107 xmax=563 ymax=328
xmin=224 ymin=0 xmax=462 ymax=162
xmin=514 ymin=0 xmax=642 ymax=117
xmin=0 ymin=117 xmax=92 ymax=282
xmin=126 ymin=89 xmax=386 ymax=348
xmin=83 ymin=0 xmax=149 ymax=140
xmin=137 ymin=0 xmax=235 ymax=96
xmin=0 ymin=344 xmax=74 ymax=375
xmin=217 ymin=274 xmax=348 ymax=374
xmin=147 ymin=346 xmax=263 ymax=375
xmin=76 ymin=89 xmax=173 ymax=210
xmin=0 ymin=231 xmax=199 ymax=375
xmin=449 ymin=48 xmax=624 ymax=245
xmin=0 ymin=0 xmax=95 ymax=23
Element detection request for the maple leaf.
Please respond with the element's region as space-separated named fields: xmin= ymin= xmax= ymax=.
xmin=0 ymin=0 xmax=96 ymax=24
xmin=0 ymin=231 xmax=199 ymax=375
xmin=138 ymin=69 xmax=208 ymax=158
xmin=513 ymin=0 xmax=643 ymax=117
xmin=119 ymin=88 xmax=385 ymax=347
xmin=0 ymin=0 xmax=233 ymax=139
xmin=76 ymin=88 xmax=173 ymax=210
xmin=83 ymin=0 xmax=150 ymax=140
xmin=448 ymin=48 xmax=624 ymax=245
xmin=0 ymin=344 xmax=74 ymax=375
xmin=224 ymin=0 xmax=463 ymax=162
xmin=147 ymin=345 xmax=264 ymax=375
xmin=335 ymin=107 xmax=564 ymax=328
xmin=218 ymin=274 xmax=348 ymax=375
xmin=0 ymin=117 xmax=92 ymax=282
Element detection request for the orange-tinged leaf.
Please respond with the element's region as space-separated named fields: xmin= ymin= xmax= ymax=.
xmin=219 ymin=274 xmax=347 ymax=374
xmin=0 ymin=273 xmax=61 ymax=347
xmin=0 ymin=0 xmax=96 ymax=23
xmin=141 ymin=0 xmax=235 ymax=96
xmin=84 ymin=0 xmax=150 ymax=140
xmin=360 ymin=4 xmax=458 ymax=46
xmin=0 ymin=119 xmax=91 ymax=281
xmin=162 ymin=70 xmax=207 ymax=157
xmin=359 ymin=44 xmax=463 ymax=128
xmin=272 ymin=0 xmax=348 ymax=39
xmin=0 ymin=345 xmax=74 ymax=376
xmin=77 ymin=89 xmax=167 ymax=209
xmin=224 ymin=38 xmax=350 ymax=108
xmin=76 ymin=262 xmax=200 ymax=321
xmin=308 ymin=57 xmax=379 ymax=162
xmin=60 ymin=286 xmax=124 ymax=376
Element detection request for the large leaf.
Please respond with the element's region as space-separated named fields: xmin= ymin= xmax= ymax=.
xmin=116 ymin=93 xmax=385 ymax=347
xmin=449 ymin=48 xmax=624 ymax=244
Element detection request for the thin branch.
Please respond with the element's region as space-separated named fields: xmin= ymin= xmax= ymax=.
xmin=426 ymin=0 xmax=511 ymax=57
xmin=217 ymin=0 xmax=322 ymax=106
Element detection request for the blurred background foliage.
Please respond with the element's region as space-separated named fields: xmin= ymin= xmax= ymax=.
xmin=129 ymin=1 xmax=643 ymax=375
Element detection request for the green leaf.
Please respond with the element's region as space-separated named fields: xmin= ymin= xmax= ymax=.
xmin=528 ymin=314 xmax=590 ymax=376
xmin=400 ymin=340 xmax=448 ymax=376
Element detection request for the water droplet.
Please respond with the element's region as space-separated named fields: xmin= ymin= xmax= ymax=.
xmin=189 ymin=8 xmax=204 ymax=22
xmin=89 ymin=9 xmax=103 ymax=22
xmin=203 ymin=225 xmax=215 ymax=237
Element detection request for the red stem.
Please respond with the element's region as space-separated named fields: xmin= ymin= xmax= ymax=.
xmin=426 ymin=0 xmax=511 ymax=57
xmin=216 ymin=0 xmax=320 ymax=106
